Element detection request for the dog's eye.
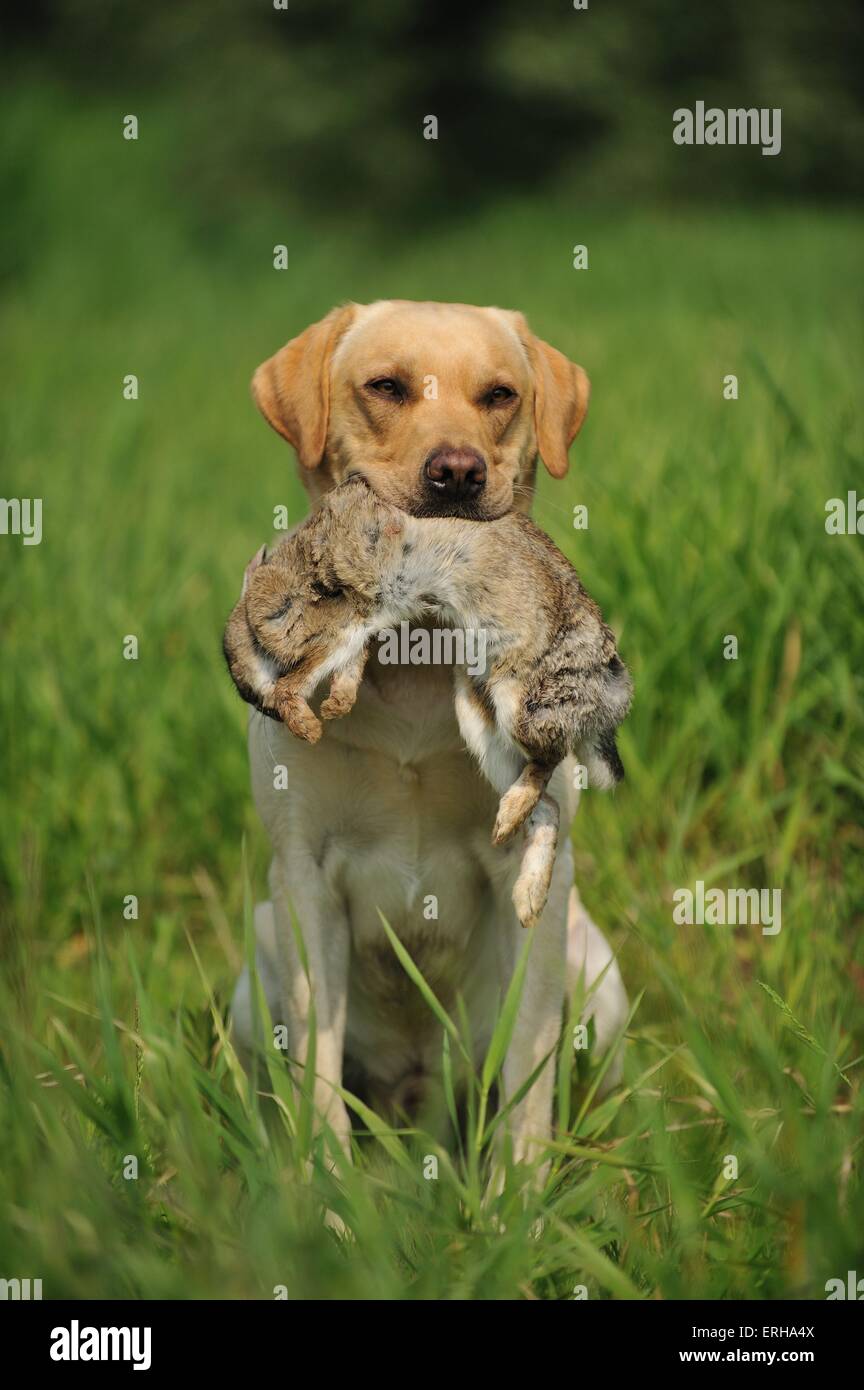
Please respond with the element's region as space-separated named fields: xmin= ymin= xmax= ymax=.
xmin=485 ymin=385 xmax=517 ymax=406
xmin=367 ymin=377 xmax=405 ymax=402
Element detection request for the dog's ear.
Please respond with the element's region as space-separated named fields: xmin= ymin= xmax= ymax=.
xmin=531 ymin=339 xmax=590 ymax=479
xmin=507 ymin=313 xmax=590 ymax=479
xmin=251 ymin=305 xmax=356 ymax=469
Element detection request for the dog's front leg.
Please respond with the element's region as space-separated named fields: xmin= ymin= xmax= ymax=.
xmin=497 ymin=834 xmax=572 ymax=1180
xmin=269 ymin=853 xmax=353 ymax=1161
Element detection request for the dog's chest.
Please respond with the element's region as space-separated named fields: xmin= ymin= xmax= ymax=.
xmin=256 ymin=659 xmax=513 ymax=939
xmin=249 ymin=658 xmax=526 ymax=1076
xmin=322 ymin=704 xmax=507 ymax=952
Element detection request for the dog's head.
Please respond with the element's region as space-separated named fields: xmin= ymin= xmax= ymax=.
xmin=251 ymin=301 xmax=590 ymax=520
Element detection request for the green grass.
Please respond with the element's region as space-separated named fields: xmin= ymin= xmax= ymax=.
xmin=1 ymin=86 xmax=863 ymax=1299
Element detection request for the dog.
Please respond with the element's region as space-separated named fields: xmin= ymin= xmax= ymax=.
xmin=230 ymin=301 xmax=629 ymax=1175
xmin=223 ymin=477 xmax=633 ymax=931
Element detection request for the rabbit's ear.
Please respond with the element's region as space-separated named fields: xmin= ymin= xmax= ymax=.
xmin=582 ymin=732 xmax=626 ymax=791
xmin=241 ymin=544 xmax=268 ymax=598
xmin=251 ymin=305 xmax=357 ymax=469
xmin=581 ymin=655 xmax=633 ymax=788
xmin=601 ymin=654 xmax=634 ymax=728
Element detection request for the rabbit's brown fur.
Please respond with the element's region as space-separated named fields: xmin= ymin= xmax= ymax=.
xmin=224 ymin=479 xmax=631 ymax=927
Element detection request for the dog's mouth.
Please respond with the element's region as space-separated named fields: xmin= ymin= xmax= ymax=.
xmin=343 ymin=475 xmax=511 ymax=522
xmin=405 ymin=494 xmax=493 ymax=521
xmin=342 ymin=468 xmax=511 ymax=522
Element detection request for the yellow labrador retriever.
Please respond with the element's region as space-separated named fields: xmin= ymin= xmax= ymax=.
xmin=230 ymin=301 xmax=628 ymax=1172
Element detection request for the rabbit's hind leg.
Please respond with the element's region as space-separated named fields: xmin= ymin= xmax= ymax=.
xmin=512 ymin=792 xmax=560 ymax=930
xmin=492 ymin=758 xmax=556 ymax=846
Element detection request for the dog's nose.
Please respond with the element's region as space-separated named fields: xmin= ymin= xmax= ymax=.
xmin=424 ymin=446 xmax=487 ymax=498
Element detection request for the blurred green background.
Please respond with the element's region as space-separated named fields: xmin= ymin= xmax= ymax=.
xmin=0 ymin=2 xmax=862 ymax=1300
xmin=5 ymin=0 xmax=864 ymax=235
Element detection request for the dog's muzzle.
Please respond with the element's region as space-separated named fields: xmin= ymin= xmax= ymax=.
xmin=423 ymin=445 xmax=487 ymax=512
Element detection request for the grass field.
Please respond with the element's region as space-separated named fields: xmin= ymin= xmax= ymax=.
xmin=1 ymin=89 xmax=863 ymax=1299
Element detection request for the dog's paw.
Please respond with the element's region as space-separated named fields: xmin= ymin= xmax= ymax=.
xmin=323 ymin=1207 xmax=353 ymax=1242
